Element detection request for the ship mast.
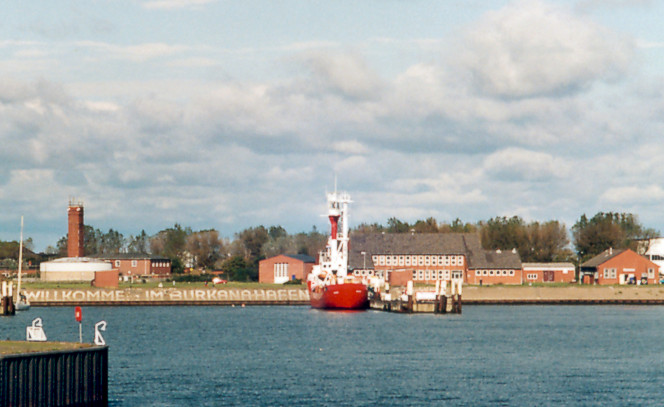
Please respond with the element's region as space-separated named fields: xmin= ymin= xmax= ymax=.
xmin=17 ymin=216 xmax=24 ymax=297
xmin=326 ymin=188 xmax=352 ymax=278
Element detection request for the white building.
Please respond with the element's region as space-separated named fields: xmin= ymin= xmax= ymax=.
xmin=639 ymin=238 xmax=664 ymax=279
xmin=40 ymin=257 xmax=113 ymax=282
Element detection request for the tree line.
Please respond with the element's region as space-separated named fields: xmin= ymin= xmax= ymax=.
xmin=355 ymin=212 xmax=657 ymax=264
xmin=0 ymin=211 xmax=658 ymax=281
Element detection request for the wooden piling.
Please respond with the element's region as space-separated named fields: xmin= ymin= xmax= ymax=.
xmin=1 ymin=296 xmax=15 ymax=316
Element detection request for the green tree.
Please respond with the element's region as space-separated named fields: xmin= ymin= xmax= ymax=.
xmin=101 ymin=229 xmax=124 ymax=254
xmin=236 ymin=226 xmax=269 ymax=259
xmin=572 ymin=212 xmax=658 ymax=262
xmin=186 ymin=229 xmax=224 ymax=269
xmin=221 ymin=255 xmax=252 ymax=281
xmin=447 ymin=218 xmax=478 ymax=233
xmin=387 ymin=217 xmax=410 ymax=233
xmin=170 ymin=257 xmax=185 ymax=274
xmin=150 ymin=223 xmax=192 ymax=259
xmin=56 ymin=235 xmax=68 ymax=256
xmin=412 ymin=217 xmax=439 ymax=233
xmin=524 ymin=221 xmax=571 ymax=262
xmin=128 ymin=230 xmax=150 ymax=254
xmin=480 ymin=216 xmax=528 ymax=254
xmin=353 ymin=222 xmax=385 ymax=234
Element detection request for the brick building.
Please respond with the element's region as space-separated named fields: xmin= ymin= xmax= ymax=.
xmin=348 ymin=233 xmax=523 ymax=285
xmin=92 ymin=253 xmax=172 ymax=280
xmin=580 ymin=248 xmax=659 ymax=285
xmin=522 ymin=262 xmax=576 ymax=284
xmin=466 ymin=249 xmax=523 ymax=285
xmin=259 ymin=254 xmax=315 ymax=284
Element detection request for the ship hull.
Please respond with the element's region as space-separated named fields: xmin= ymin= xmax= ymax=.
xmin=309 ymin=283 xmax=369 ymax=310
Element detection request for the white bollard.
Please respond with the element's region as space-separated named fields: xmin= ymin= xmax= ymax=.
xmin=94 ymin=321 xmax=107 ymax=346
xmin=27 ymin=318 xmax=47 ymax=342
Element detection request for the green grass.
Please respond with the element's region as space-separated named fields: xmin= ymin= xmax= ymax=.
xmin=0 ymin=341 xmax=95 ymax=355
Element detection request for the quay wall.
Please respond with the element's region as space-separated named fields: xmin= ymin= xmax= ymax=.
xmin=461 ymin=285 xmax=664 ymax=304
xmin=24 ymin=288 xmax=310 ymax=306
xmin=20 ymin=285 xmax=664 ymax=306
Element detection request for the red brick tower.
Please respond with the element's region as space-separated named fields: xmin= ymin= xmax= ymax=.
xmin=67 ymin=200 xmax=85 ymax=258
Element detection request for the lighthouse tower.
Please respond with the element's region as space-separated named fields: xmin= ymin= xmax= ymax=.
xmin=67 ymin=199 xmax=85 ymax=258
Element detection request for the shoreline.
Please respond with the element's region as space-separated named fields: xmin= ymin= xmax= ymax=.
xmin=18 ymin=284 xmax=664 ymax=306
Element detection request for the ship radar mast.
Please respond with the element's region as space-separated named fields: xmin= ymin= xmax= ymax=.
xmin=309 ymin=186 xmax=353 ymax=282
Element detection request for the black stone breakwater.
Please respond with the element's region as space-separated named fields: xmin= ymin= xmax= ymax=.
xmin=24 ymin=288 xmax=310 ymax=306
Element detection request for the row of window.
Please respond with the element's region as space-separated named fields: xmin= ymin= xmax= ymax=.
xmin=152 ymin=262 xmax=169 ymax=268
xmin=475 ymin=270 xmax=516 ymax=277
xmin=526 ymin=273 xmax=538 ymax=280
xmin=274 ymin=263 xmax=289 ymax=279
xmin=115 ymin=260 xmax=139 ymax=267
xmin=601 ymin=268 xmax=656 ymax=279
xmin=354 ymin=270 xmax=376 ymax=277
xmin=113 ymin=260 xmax=169 ymax=268
xmin=412 ymin=270 xmax=463 ymax=280
xmin=374 ymin=255 xmax=464 ymax=267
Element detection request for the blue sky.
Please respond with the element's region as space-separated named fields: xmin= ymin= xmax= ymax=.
xmin=2 ymin=0 xmax=664 ymax=251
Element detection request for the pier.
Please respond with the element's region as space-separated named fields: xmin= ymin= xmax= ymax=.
xmin=0 ymin=342 xmax=108 ymax=406
xmin=370 ymin=280 xmax=463 ymax=314
xmin=1 ymin=282 xmax=15 ymax=316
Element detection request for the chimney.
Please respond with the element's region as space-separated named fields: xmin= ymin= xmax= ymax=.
xmin=67 ymin=199 xmax=85 ymax=257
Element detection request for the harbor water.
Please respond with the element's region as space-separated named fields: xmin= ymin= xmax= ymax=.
xmin=3 ymin=305 xmax=664 ymax=406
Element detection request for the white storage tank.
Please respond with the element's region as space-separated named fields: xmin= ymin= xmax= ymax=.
xmin=40 ymin=257 xmax=113 ymax=282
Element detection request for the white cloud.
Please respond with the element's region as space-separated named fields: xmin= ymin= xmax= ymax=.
xmin=142 ymin=0 xmax=217 ymax=10
xmin=457 ymin=0 xmax=634 ymax=98
xmin=483 ymin=148 xmax=570 ymax=181
xmin=74 ymin=41 xmax=187 ymax=62
xmin=600 ymin=185 xmax=664 ymax=204
xmin=300 ymin=51 xmax=385 ymax=100
xmin=332 ymin=141 xmax=369 ymax=155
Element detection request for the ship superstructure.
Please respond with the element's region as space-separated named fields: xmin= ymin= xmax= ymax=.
xmin=308 ymin=190 xmax=368 ymax=310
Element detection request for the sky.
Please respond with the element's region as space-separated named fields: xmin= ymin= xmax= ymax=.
xmin=2 ymin=0 xmax=664 ymax=252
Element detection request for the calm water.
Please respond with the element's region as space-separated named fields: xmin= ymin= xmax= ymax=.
xmin=3 ymin=305 xmax=664 ymax=406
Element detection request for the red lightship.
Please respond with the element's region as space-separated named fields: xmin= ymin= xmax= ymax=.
xmin=307 ymin=190 xmax=368 ymax=310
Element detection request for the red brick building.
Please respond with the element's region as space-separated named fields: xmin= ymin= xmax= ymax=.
xmin=580 ymin=248 xmax=659 ymax=285
xmin=93 ymin=254 xmax=172 ymax=280
xmin=522 ymin=262 xmax=576 ymax=284
xmin=259 ymin=254 xmax=315 ymax=284
xmin=466 ymin=249 xmax=523 ymax=285
xmin=349 ymin=233 xmax=523 ymax=285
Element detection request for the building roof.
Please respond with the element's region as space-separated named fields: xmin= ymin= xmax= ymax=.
xmin=44 ymin=257 xmax=111 ymax=264
xmin=348 ymin=233 xmax=522 ymax=270
xmin=522 ymin=262 xmax=576 ymax=269
xmin=283 ymin=254 xmax=315 ymax=263
xmin=467 ymin=249 xmax=522 ymax=270
xmin=581 ymin=248 xmax=628 ymax=268
xmin=90 ymin=253 xmax=170 ymax=261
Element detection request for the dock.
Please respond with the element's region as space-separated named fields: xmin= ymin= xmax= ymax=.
xmin=369 ymin=280 xmax=463 ymax=314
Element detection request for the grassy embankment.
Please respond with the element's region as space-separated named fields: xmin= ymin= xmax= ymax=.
xmin=0 ymin=341 xmax=95 ymax=356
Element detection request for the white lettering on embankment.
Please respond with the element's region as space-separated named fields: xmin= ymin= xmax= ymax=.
xmin=24 ymin=288 xmax=310 ymax=303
